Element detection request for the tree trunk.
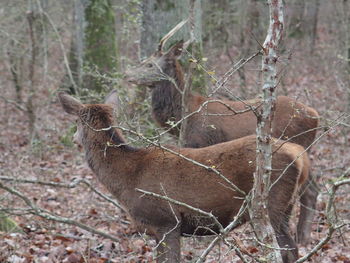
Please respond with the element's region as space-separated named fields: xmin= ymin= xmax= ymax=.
xmin=344 ymin=0 xmax=350 ymax=111
xmin=250 ymin=0 xmax=284 ymax=262
xmin=73 ymin=0 xmax=86 ymax=91
xmin=287 ymin=0 xmax=305 ymax=39
xmin=26 ymin=9 xmax=38 ymax=142
xmin=305 ymin=0 xmax=320 ymax=53
xmin=84 ymin=0 xmax=119 ymax=94
xmin=63 ymin=0 xmax=119 ymax=95
xmin=238 ymin=0 xmax=262 ymax=89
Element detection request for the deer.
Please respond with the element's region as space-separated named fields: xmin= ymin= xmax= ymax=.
xmin=125 ymin=38 xmax=320 ymax=245
xmin=58 ymin=92 xmax=310 ymax=263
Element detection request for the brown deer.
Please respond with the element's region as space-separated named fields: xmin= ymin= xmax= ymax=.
xmin=58 ymin=92 xmax=309 ymax=263
xmin=125 ymin=40 xmax=319 ymax=245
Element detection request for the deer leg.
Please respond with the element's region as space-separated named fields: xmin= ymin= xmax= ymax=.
xmin=275 ymin=223 xmax=298 ymax=263
xmin=155 ymin=227 xmax=181 ymax=263
xmin=271 ymin=204 xmax=298 ymax=263
xmin=297 ymin=171 xmax=318 ymax=245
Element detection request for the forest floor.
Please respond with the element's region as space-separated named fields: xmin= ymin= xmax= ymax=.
xmin=1 ymin=39 xmax=350 ymax=262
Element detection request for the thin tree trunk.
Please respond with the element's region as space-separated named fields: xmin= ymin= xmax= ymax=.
xmin=27 ymin=10 xmax=37 ymax=142
xmin=250 ymin=0 xmax=284 ymax=262
xmin=179 ymin=0 xmax=196 ymax=147
xmin=238 ymin=0 xmax=261 ymax=90
xmin=287 ymin=0 xmax=305 ymax=39
xmin=344 ymin=0 xmax=350 ymax=68
xmin=60 ymin=0 xmax=86 ymax=94
xmin=344 ymin=0 xmax=350 ymax=111
xmin=8 ymin=40 xmax=23 ymax=103
xmin=306 ymin=0 xmax=320 ymax=53
xmin=73 ymin=0 xmax=86 ymax=91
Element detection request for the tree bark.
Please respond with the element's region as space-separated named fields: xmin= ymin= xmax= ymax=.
xmin=305 ymin=0 xmax=320 ymax=53
xmin=250 ymin=1 xmax=284 ymax=262
xmin=344 ymin=0 xmax=350 ymax=111
xmin=238 ymin=0 xmax=263 ymax=90
xmin=84 ymin=0 xmax=119 ymax=94
xmin=63 ymin=0 xmax=119 ymax=95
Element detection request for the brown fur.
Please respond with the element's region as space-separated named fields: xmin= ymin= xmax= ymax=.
xmin=125 ymin=41 xmax=319 ymax=244
xmin=59 ymin=93 xmax=310 ymax=263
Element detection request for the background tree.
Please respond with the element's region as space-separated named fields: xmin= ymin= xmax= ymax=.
xmin=287 ymin=0 xmax=305 ymax=39
xmin=62 ymin=0 xmax=119 ymax=96
xmin=305 ymin=0 xmax=320 ymax=52
xmin=344 ymin=0 xmax=350 ymax=110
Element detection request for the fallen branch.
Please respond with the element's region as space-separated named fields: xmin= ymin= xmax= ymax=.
xmin=0 ymin=176 xmax=125 ymax=212
xmin=0 ymin=180 xmax=122 ymax=243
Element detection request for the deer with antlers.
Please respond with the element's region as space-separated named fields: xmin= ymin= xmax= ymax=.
xmin=59 ymin=92 xmax=310 ymax=262
xmin=124 ymin=22 xmax=319 ymax=245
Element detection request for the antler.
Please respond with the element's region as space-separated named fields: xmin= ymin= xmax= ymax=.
xmin=158 ymin=19 xmax=188 ymax=52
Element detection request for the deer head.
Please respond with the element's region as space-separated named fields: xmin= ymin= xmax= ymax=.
xmin=125 ymin=41 xmax=185 ymax=87
xmin=125 ymin=20 xmax=189 ymax=87
xmin=58 ymin=92 xmax=119 ymax=148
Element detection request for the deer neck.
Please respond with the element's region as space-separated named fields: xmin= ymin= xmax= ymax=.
xmin=151 ymin=61 xmax=186 ymax=129
xmin=82 ymin=127 xmax=138 ymax=199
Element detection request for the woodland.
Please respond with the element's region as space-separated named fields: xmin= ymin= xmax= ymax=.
xmin=0 ymin=0 xmax=349 ymax=262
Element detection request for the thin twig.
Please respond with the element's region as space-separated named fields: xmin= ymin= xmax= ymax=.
xmin=136 ymin=188 xmax=224 ymax=232
xmin=295 ymin=177 xmax=350 ymax=263
xmin=0 ymin=181 xmax=121 ymax=243
xmin=196 ymin=199 xmax=249 ymax=263
xmin=0 ymin=176 xmax=125 ymax=212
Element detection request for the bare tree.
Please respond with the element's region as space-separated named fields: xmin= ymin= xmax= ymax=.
xmin=305 ymin=0 xmax=320 ymax=53
xmin=238 ymin=0 xmax=265 ymax=89
xmin=287 ymin=0 xmax=305 ymax=39
xmin=250 ymin=1 xmax=285 ymax=262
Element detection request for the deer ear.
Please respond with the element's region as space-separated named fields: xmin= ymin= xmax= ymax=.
xmin=104 ymin=89 xmax=120 ymax=117
xmin=58 ymin=92 xmax=83 ymax=115
xmin=167 ymin=40 xmax=184 ymax=59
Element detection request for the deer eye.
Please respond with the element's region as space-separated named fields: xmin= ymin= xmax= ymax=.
xmin=146 ymin=63 xmax=153 ymax=68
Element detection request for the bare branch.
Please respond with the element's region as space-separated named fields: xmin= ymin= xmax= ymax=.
xmin=0 ymin=176 xmax=125 ymax=212
xmin=0 ymin=181 xmax=121 ymax=243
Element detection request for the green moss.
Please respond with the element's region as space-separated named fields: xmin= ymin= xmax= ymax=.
xmin=155 ymin=0 xmax=175 ymax=11
xmin=288 ymin=27 xmax=305 ymax=39
xmin=0 ymin=212 xmax=22 ymax=233
xmin=59 ymin=124 xmax=77 ymax=147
